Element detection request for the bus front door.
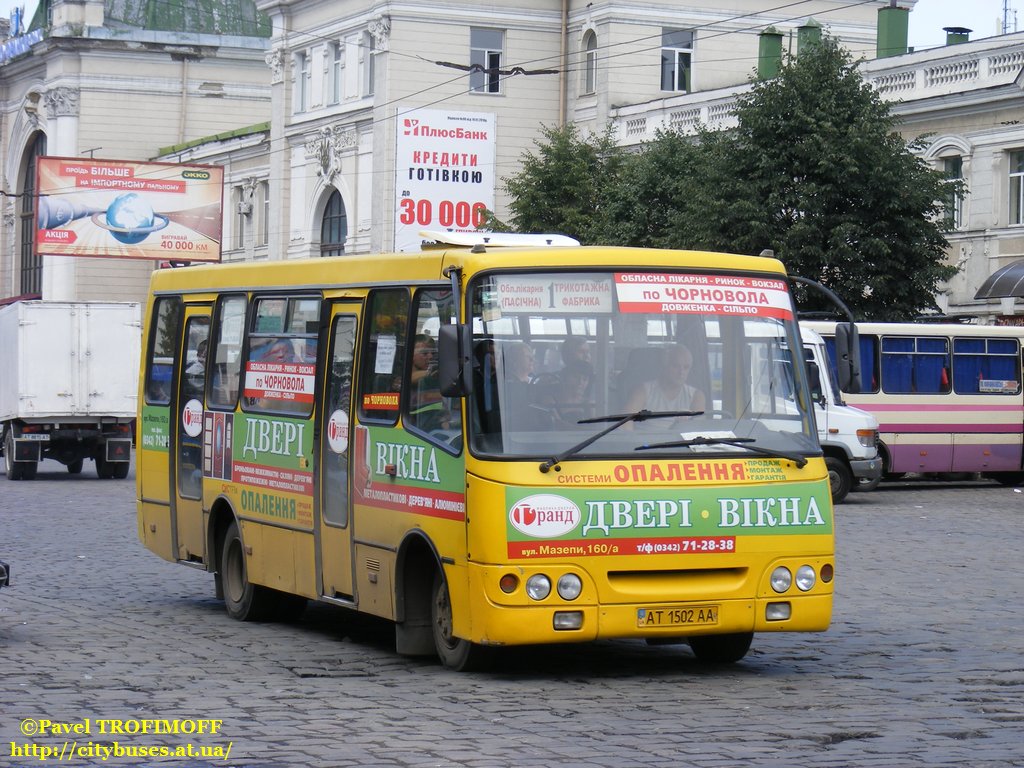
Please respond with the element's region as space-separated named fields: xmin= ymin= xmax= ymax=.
xmin=172 ymin=309 xmax=211 ymax=563
xmin=317 ymin=306 xmax=359 ymax=600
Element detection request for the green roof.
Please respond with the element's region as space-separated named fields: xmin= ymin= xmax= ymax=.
xmin=32 ymin=0 xmax=270 ymax=37
xmin=157 ymin=121 xmax=270 ymax=156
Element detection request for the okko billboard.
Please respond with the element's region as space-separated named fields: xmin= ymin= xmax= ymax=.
xmin=393 ymin=108 xmax=495 ymax=252
xmin=35 ymin=157 xmax=224 ymax=262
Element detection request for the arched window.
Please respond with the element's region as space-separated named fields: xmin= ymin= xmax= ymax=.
xmin=20 ymin=132 xmax=46 ymax=297
xmin=583 ymin=31 xmax=598 ymax=95
xmin=320 ymin=190 xmax=347 ymax=257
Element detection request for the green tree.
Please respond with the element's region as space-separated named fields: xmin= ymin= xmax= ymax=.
xmin=682 ymin=37 xmax=957 ymax=320
xmin=498 ymin=37 xmax=958 ymax=321
xmin=492 ymin=123 xmax=624 ymax=243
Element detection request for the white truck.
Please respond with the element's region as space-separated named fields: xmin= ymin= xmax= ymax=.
xmin=0 ymin=301 xmax=140 ymax=480
xmin=801 ymin=326 xmax=881 ymax=503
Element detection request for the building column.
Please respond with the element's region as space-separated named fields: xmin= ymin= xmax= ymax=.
xmin=41 ymin=86 xmax=80 ymax=301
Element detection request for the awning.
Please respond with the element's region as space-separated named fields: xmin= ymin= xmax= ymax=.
xmin=974 ymin=260 xmax=1024 ymax=299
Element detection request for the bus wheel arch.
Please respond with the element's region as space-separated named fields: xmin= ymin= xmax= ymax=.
xmin=877 ymin=443 xmax=903 ymax=481
xmin=208 ymin=498 xmax=237 ymax=600
xmin=394 ymin=531 xmax=442 ymax=657
xmin=394 ymin=531 xmax=492 ymax=670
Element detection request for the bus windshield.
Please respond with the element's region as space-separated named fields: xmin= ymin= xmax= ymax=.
xmin=468 ymin=269 xmax=818 ymax=461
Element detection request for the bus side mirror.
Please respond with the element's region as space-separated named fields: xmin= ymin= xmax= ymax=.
xmin=806 ymin=360 xmax=823 ymax=404
xmin=834 ymin=323 xmax=862 ymax=394
xmin=438 ymin=324 xmax=473 ymax=397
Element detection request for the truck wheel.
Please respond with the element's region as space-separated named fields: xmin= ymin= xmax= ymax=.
xmin=67 ymin=459 xmax=84 ymax=474
xmin=825 ymin=456 xmax=853 ymax=504
xmin=4 ymin=430 xmax=30 ymax=481
xmin=431 ymin=571 xmax=492 ymax=671
xmin=110 ymin=462 xmax=130 ymax=479
xmin=688 ymin=632 xmax=753 ymax=663
xmin=220 ymin=521 xmax=275 ymax=621
xmin=94 ymin=451 xmax=115 ymax=479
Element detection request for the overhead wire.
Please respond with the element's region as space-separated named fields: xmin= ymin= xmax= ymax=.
xmin=21 ymin=0 xmax=905 ymax=244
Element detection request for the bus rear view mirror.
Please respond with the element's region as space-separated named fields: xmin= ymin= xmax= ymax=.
xmin=806 ymin=360 xmax=823 ymax=403
xmin=834 ymin=322 xmax=862 ymax=394
xmin=438 ymin=324 xmax=473 ymax=397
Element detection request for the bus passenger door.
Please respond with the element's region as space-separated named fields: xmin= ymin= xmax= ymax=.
xmin=318 ymin=305 xmax=359 ymax=599
xmin=172 ymin=309 xmax=210 ymax=563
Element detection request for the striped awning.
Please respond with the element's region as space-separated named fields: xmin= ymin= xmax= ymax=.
xmin=975 ymin=260 xmax=1024 ymax=299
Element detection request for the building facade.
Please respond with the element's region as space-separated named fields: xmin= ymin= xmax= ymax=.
xmin=611 ymin=22 xmax=1024 ymax=322
xmin=161 ymin=0 xmax=890 ymax=268
xmin=0 ymin=0 xmax=272 ymax=304
xmin=11 ymin=0 xmax=974 ymax=314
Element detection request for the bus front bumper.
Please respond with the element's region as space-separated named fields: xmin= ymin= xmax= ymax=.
xmin=463 ymin=592 xmax=832 ymax=646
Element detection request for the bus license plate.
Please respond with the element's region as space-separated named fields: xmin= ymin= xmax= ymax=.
xmin=637 ymin=605 xmax=719 ymax=628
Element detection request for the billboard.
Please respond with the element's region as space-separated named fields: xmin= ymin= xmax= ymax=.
xmin=393 ymin=108 xmax=495 ymax=252
xmin=35 ymin=157 xmax=224 ymax=262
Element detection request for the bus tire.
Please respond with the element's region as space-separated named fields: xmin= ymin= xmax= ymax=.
xmin=431 ymin=571 xmax=492 ymax=672
xmin=825 ymin=456 xmax=853 ymax=504
xmin=220 ymin=520 xmax=276 ymax=622
xmin=688 ymin=632 xmax=753 ymax=663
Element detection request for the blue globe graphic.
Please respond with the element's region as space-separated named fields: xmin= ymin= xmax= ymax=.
xmin=105 ymin=193 xmax=156 ymax=244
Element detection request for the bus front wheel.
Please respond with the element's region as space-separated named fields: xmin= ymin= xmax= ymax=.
xmin=688 ymin=632 xmax=753 ymax=663
xmin=220 ymin=521 xmax=276 ymax=622
xmin=431 ymin=572 xmax=492 ymax=672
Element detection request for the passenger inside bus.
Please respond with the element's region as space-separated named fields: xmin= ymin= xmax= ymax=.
xmin=544 ymin=359 xmax=594 ymax=426
xmin=408 ymin=334 xmax=451 ymax=432
xmin=624 ymin=344 xmax=706 ymax=426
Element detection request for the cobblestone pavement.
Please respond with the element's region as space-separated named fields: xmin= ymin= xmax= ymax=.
xmin=1 ymin=459 xmax=1022 ymax=767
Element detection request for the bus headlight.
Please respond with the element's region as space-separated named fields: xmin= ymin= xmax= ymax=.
xmin=525 ymin=574 xmax=551 ymax=600
xmin=795 ymin=565 xmax=816 ymax=591
xmin=770 ymin=566 xmax=792 ymax=593
xmin=556 ymin=573 xmax=583 ymax=601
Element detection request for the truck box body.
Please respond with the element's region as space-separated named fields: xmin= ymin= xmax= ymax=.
xmin=1 ymin=301 xmax=140 ymax=479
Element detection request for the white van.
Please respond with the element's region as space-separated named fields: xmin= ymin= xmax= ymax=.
xmin=801 ymin=327 xmax=880 ymax=502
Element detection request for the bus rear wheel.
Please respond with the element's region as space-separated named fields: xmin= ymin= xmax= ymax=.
xmin=687 ymin=632 xmax=753 ymax=663
xmin=220 ymin=521 xmax=276 ymax=622
xmin=431 ymin=571 xmax=492 ymax=671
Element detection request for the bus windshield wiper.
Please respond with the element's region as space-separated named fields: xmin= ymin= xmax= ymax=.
xmin=635 ymin=436 xmax=807 ymax=468
xmin=538 ymin=409 xmax=703 ymax=473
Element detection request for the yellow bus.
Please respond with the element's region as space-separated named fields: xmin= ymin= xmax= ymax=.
xmin=136 ymin=232 xmax=846 ymax=670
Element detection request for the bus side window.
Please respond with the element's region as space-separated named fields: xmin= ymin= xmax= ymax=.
xmin=144 ymin=297 xmax=180 ymax=405
xmin=242 ymin=296 xmax=319 ymax=416
xmin=358 ymin=289 xmax=410 ymax=423
xmin=208 ymin=294 xmax=247 ymax=409
xmin=405 ymin=288 xmax=461 ymax=446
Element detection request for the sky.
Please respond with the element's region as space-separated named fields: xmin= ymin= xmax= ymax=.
xmin=0 ymin=1 xmax=1017 ymax=53
xmin=907 ymin=0 xmax=1013 ymax=50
